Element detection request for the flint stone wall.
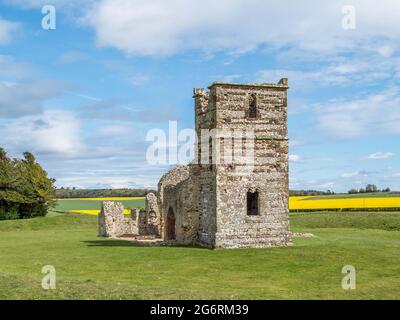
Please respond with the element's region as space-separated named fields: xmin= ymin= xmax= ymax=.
xmin=136 ymin=192 xmax=160 ymax=236
xmin=98 ymin=201 xmax=138 ymax=237
xmin=193 ymin=81 xmax=292 ymax=248
xmin=162 ymin=164 xmax=200 ymax=244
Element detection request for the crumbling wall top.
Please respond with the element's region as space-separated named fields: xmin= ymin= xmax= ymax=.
xmin=208 ymin=78 xmax=289 ymax=90
xmin=158 ymin=165 xmax=190 ymax=192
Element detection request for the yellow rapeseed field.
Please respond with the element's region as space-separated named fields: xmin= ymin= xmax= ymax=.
xmin=289 ymin=196 xmax=400 ymax=210
xmin=59 ymin=196 xmax=400 ymax=215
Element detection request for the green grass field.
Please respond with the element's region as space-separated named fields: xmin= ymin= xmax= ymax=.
xmin=55 ymin=198 xmax=145 ymax=213
xmin=0 ymin=210 xmax=399 ymax=299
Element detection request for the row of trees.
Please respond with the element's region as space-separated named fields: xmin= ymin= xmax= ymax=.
xmin=0 ymin=148 xmax=56 ymax=220
xmin=55 ymin=188 xmax=154 ymax=198
xmin=290 ymin=190 xmax=335 ymax=196
xmin=292 ymin=185 xmax=393 ymax=196
xmin=348 ymin=184 xmax=391 ymax=194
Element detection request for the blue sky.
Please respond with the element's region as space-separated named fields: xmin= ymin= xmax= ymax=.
xmin=0 ymin=0 xmax=399 ymax=192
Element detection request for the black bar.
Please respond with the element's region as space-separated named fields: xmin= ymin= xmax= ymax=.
xmin=0 ymin=300 xmax=399 ymax=319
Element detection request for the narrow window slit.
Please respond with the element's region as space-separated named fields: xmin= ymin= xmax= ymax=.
xmin=248 ymin=94 xmax=257 ymax=119
xmin=247 ymin=190 xmax=259 ymax=216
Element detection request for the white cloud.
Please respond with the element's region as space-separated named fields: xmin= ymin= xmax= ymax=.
xmin=257 ymin=54 xmax=400 ymax=90
xmin=0 ymin=55 xmax=69 ymax=119
xmin=0 ymin=110 xmax=84 ymax=155
xmin=66 ymin=91 xmax=101 ymax=102
xmin=82 ymin=0 xmax=400 ymax=56
xmin=57 ymin=51 xmax=88 ymax=64
xmin=3 ymin=0 xmax=56 ymax=7
xmin=5 ymin=0 xmax=400 ymax=58
xmin=341 ymin=170 xmax=376 ymax=179
xmin=0 ymin=19 xmax=19 ymax=45
xmin=55 ymin=170 xmax=159 ymax=189
xmin=0 ymin=55 xmax=33 ymax=80
xmin=97 ymin=124 xmax=133 ymax=136
xmin=341 ymin=171 xmax=359 ymax=178
xmin=377 ymin=44 xmax=396 ymax=58
xmin=318 ymin=182 xmax=335 ymax=189
xmin=127 ymin=74 xmax=149 ymax=86
xmin=368 ymin=152 xmax=395 ymax=159
xmin=3 ymin=0 xmax=95 ymax=10
xmin=219 ymin=74 xmax=242 ymax=83
xmin=79 ymin=99 xmax=179 ymax=123
xmin=313 ymin=88 xmax=400 ymax=139
xmin=289 ymin=177 xmax=335 ymax=190
xmin=0 ymin=80 xmax=65 ymax=118
xmin=289 ymin=154 xmax=302 ymax=163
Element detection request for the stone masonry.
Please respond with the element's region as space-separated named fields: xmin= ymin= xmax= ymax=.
xmin=98 ymin=79 xmax=292 ymax=248
xmin=98 ymin=201 xmax=138 ymax=237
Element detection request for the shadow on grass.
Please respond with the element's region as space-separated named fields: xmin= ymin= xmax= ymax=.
xmin=83 ymin=240 xmax=143 ymax=247
xmin=82 ymin=239 xmax=210 ymax=250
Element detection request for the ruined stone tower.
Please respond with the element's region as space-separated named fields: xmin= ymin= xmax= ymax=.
xmin=99 ymin=79 xmax=292 ymax=249
xmin=193 ymin=79 xmax=292 ymax=248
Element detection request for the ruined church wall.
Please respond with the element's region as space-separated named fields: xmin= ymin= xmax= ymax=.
xmin=196 ymin=170 xmax=217 ymax=247
xmin=162 ymin=171 xmax=199 ymax=245
xmin=193 ymin=89 xmax=218 ymax=248
xmin=157 ymin=165 xmax=190 ymax=239
xmin=158 ymin=165 xmax=201 ymax=244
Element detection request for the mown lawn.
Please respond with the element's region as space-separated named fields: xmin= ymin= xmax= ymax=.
xmin=55 ymin=198 xmax=145 ymax=213
xmin=0 ymin=211 xmax=399 ymax=299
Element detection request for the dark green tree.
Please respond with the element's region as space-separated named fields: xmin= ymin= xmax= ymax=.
xmin=348 ymin=188 xmax=359 ymax=194
xmin=17 ymin=152 xmax=56 ymax=218
xmin=0 ymin=148 xmax=56 ymax=220
xmin=0 ymin=149 xmax=21 ymax=219
xmin=365 ymin=184 xmax=378 ymax=193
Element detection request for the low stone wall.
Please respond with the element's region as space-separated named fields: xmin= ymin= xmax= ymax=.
xmin=98 ymin=199 xmax=161 ymax=238
xmin=98 ymin=201 xmax=138 ymax=237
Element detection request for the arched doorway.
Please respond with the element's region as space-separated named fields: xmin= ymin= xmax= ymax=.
xmin=167 ymin=207 xmax=176 ymax=240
